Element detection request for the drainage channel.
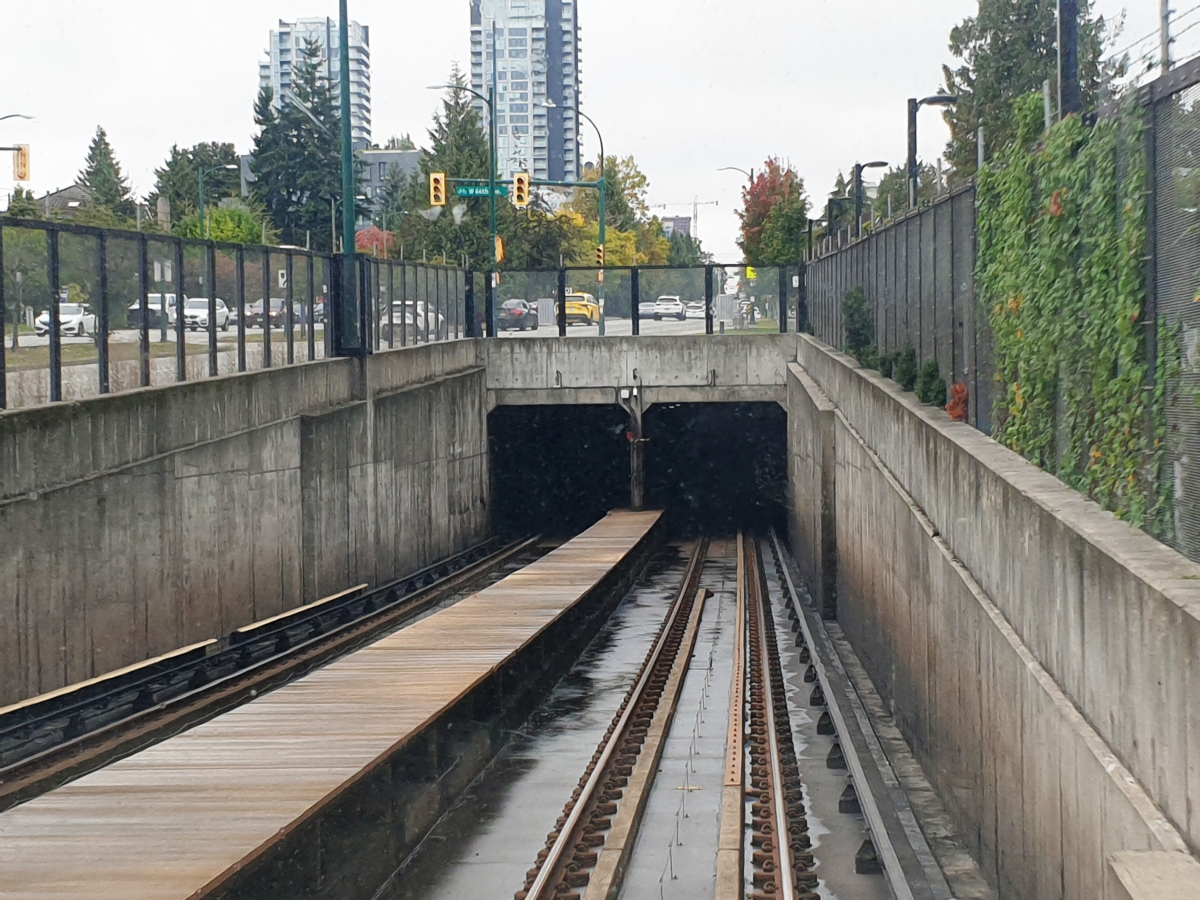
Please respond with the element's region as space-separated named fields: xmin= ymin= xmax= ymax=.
xmin=370 ymin=545 xmax=696 ymax=900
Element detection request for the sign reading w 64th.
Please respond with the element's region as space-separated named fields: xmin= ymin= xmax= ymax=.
xmin=456 ymin=184 xmax=509 ymax=198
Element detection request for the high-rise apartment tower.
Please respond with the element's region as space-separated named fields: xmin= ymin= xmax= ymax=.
xmin=260 ymin=17 xmax=372 ymax=147
xmin=470 ymin=0 xmax=582 ymax=183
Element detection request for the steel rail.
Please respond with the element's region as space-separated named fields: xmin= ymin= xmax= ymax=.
xmin=523 ymin=539 xmax=708 ymax=900
xmin=747 ymin=537 xmax=797 ymax=900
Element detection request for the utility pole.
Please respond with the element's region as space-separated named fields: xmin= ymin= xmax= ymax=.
xmin=1058 ymin=0 xmax=1081 ymax=118
xmin=1162 ymin=0 xmax=1174 ymax=73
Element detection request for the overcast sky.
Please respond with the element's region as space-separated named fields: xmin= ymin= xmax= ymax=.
xmin=0 ymin=1 xmax=1182 ymax=260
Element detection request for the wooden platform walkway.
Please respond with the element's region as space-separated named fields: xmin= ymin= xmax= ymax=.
xmin=0 ymin=510 xmax=662 ymax=900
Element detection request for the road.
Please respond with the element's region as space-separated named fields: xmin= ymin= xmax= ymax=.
xmin=495 ymin=315 xmax=712 ymax=339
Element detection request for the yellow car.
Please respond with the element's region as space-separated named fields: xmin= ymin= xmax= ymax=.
xmin=565 ymin=292 xmax=601 ymax=326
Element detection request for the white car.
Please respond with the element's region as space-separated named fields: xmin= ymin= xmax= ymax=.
xmin=685 ymin=301 xmax=706 ymax=319
xmin=183 ymin=298 xmax=230 ymax=331
xmin=653 ymin=295 xmax=686 ymax=321
xmin=35 ymin=303 xmax=95 ymax=337
xmin=380 ymin=301 xmax=447 ymax=343
xmin=637 ymin=299 xmax=657 ymax=319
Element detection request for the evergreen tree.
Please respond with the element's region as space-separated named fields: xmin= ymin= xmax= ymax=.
xmin=942 ymin=0 xmax=1107 ymax=177
xmin=78 ymin=126 xmax=134 ymax=217
xmin=6 ymin=187 xmax=38 ymax=218
xmin=148 ymin=142 xmax=240 ymax=222
xmin=250 ymin=38 xmax=364 ymax=251
xmin=388 ymin=67 xmax=584 ymax=269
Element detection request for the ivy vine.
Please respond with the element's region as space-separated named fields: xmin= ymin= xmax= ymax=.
xmin=977 ymin=93 xmax=1179 ymax=539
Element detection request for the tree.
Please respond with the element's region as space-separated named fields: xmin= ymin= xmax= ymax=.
xmin=2 ymin=228 xmax=50 ymax=349
xmin=356 ymin=225 xmax=395 ymax=256
xmin=737 ymin=158 xmax=808 ymax=264
xmin=250 ymin=37 xmax=365 ymax=251
xmin=874 ymin=164 xmax=939 ymax=219
xmin=942 ymin=0 xmax=1107 ymax=177
xmin=668 ymin=232 xmax=711 ymax=267
xmin=6 ymin=188 xmax=37 ymax=218
xmin=176 ymin=206 xmax=274 ymax=244
xmin=148 ymin=143 xmax=241 ymax=224
xmin=389 ymin=68 xmax=584 ymax=269
xmin=78 ymin=126 xmax=135 ymax=218
xmin=385 ymin=134 xmax=417 ymax=151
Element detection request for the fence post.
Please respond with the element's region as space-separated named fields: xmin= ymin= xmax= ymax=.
xmin=465 ymin=270 xmax=477 ymax=338
xmin=207 ymin=242 xmax=218 ymax=377
xmin=175 ymin=239 xmax=186 ymax=380
xmin=262 ymin=247 xmax=272 ymax=368
xmin=779 ymin=266 xmax=790 ymax=334
xmin=631 ymin=267 xmax=641 ymax=336
xmin=97 ymin=232 xmax=110 ymax=394
xmin=485 ymin=271 xmax=495 ymax=338
xmin=236 ymin=247 xmax=247 ymax=373
xmin=705 ymin=264 xmax=715 ymax=335
xmin=557 ymin=268 xmax=568 ymax=337
xmin=798 ymin=262 xmax=808 ymax=333
xmin=135 ymin=232 xmax=148 ymax=390
xmin=0 ymin=225 xmax=6 ymax=409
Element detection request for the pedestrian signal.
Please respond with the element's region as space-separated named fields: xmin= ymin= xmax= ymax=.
xmin=513 ymin=172 xmax=531 ymax=208
xmin=429 ymin=172 xmax=448 ymax=207
xmin=495 ymin=235 xmax=506 ymax=264
xmin=13 ymin=146 xmax=30 ymax=182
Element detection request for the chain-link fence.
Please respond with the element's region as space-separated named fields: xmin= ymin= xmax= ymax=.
xmin=0 ymin=218 xmax=469 ymax=410
xmin=1149 ymin=58 xmax=1200 ymax=561
xmin=807 ymin=184 xmax=992 ymax=433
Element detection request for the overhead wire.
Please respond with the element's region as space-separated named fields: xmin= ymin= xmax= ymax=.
xmin=1105 ymin=1 xmax=1200 ymax=62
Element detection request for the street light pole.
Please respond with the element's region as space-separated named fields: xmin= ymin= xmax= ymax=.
xmin=853 ymin=161 xmax=888 ymax=239
xmin=339 ymin=0 xmax=356 ymax=260
xmin=907 ymin=95 xmax=957 ymax=209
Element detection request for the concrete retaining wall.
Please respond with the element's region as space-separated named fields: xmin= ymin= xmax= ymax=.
xmin=789 ymin=333 xmax=1199 ymax=899
xmin=485 ymin=334 xmax=794 ymax=406
xmin=0 ymin=342 xmax=489 ymax=706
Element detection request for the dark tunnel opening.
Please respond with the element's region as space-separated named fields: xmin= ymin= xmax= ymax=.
xmin=488 ymin=402 xmax=788 ymax=538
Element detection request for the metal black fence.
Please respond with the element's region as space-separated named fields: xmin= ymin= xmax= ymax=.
xmin=478 ymin=264 xmax=804 ymax=339
xmin=0 ymin=218 xmax=468 ymax=410
xmin=807 ymin=57 xmax=1200 ymax=562
xmin=807 ymin=184 xmax=992 ymax=433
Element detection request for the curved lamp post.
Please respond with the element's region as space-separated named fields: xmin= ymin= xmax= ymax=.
xmin=907 ymin=94 xmax=957 ymax=208
xmin=853 ymin=160 xmax=889 ymax=237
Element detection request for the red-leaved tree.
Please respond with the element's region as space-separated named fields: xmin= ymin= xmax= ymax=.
xmin=356 ymin=225 xmax=396 ymax=257
xmin=737 ymin=158 xmax=806 ymax=264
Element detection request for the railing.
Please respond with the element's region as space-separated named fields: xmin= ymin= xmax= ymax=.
xmin=476 ymin=264 xmax=804 ymax=339
xmin=0 ymin=218 xmax=467 ymax=410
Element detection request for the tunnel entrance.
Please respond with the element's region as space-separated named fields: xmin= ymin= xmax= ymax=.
xmin=488 ymin=402 xmax=788 ymax=537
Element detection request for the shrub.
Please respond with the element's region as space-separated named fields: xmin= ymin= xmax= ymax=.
xmin=894 ymin=345 xmax=919 ymax=391
xmin=876 ymin=350 xmax=898 ymax=380
xmin=842 ymin=286 xmax=874 ymax=361
xmin=916 ymin=360 xmax=947 ymax=406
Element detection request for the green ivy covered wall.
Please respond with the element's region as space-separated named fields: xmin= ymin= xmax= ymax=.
xmin=976 ymin=93 xmax=1179 ymax=539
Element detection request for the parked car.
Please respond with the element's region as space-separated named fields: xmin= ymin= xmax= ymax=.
xmin=35 ymin=303 xmax=95 ymax=337
xmin=685 ymin=301 xmax=706 ymax=319
xmin=127 ymin=293 xmax=177 ymax=329
xmin=498 ymin=299 xmax=540 ymax=331
xmin=379 ymin=301 xmax=447 ymax=343
xmin=637 ymin=298 xmax=657 ymax=319
xmin=183 ymin=298 xmax=231 ymax=331
xmin=246 ymin=298 xmax=286 ymax=329
xmin=565 ymin=292 xmax=601 ymax=326
xmin=653 ymin=295 xmax=687 ymax=321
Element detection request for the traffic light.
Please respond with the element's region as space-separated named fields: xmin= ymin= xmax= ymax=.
xmin=12 ymin=145 xmax=30 ymax=182
xmin=513 ymin=172 xmax=531 ymax=208
xmin=596 ymin=244 xmax=605 ymax=268
xmin=429 ymin=172 xmax=447 ymax=207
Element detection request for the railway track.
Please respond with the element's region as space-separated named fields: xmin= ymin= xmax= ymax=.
xmin=517 ymin=538 xmax=711 ymax=900
xmin=513 ymin=533 xmax=824 ymax=900
xmin=0 ymin=536 xmax=540 ymax=811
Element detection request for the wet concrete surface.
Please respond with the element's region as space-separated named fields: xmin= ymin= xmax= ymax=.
xmin=372 ymin=546 xmax=692 ymax=900
xmin=618 ymin=549 xmax=738 ymax=899
xmin=761 ymin=539 xmax=892 ymax=900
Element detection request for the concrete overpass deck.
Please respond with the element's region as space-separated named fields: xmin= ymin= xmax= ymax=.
xmin=0 ymin=510 xmax=661 ymax=900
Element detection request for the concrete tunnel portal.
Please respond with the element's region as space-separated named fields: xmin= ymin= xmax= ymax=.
xmin=488 ymin=402 xmax=789 ymax=537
